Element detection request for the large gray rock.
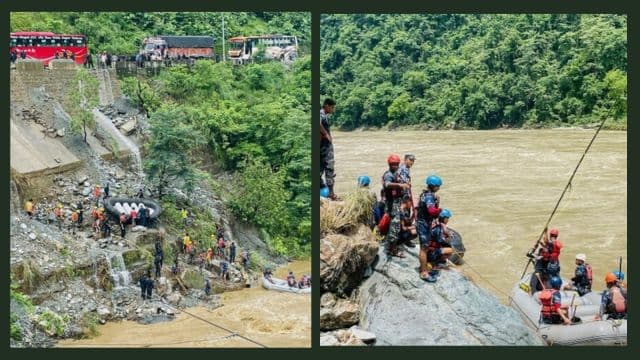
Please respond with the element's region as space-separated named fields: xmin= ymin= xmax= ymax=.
xmin=358 ymin=246 xmax=545 ymax=346
xmin=320 ymin=225 xmax=379 ymax=296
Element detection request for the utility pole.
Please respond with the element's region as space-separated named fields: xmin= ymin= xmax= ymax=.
xmin=221 ymin=13 xmax=226 ymax=63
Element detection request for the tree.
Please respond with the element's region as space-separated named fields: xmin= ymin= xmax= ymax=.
xmin=143 ymin=106 xmax=206 ymax=198
xmin=228 ymin=161 xmax=291 ymax=236
xmin=67 ymin=68 xmax=99 ymax=143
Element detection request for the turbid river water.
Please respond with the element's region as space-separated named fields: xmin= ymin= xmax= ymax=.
xmin=331 ymin=129 xmax=626 ymax=302
xmin=58 ymin=260 xmax=311 ymax=348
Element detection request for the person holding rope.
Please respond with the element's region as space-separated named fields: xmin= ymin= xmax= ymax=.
xmin=529 ymin=227 xmax=563 ymax=292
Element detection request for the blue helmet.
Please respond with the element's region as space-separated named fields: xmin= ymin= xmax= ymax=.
xmin=320 ymin=187 xmax=330 ymax=198
xmin=550 ymin=276 xmax=562 ymax=289
xmin=357 ymin=175 xmax=371 ymax=187
xmin=613 ymin=270 xmax=625 ymax=281
xmin=440 ymin=208 xmax=452 ymax=219
xmin=426 ymin=175 xmax=443 ymax=187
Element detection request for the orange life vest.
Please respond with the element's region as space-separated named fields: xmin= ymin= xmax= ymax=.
xmin=71 ymin=212 xmax=79 ymax=222
xmin=539 ymin=289 xmax=558 ymax=317
xmin=609 ymin=286 xmax=626 ymax=314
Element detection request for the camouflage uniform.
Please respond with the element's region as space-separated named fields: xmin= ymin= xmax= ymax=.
xmin=398 ymin=164 xmax=412 ymax=196
xmin=416 ymin=189 xmax=439 ymax=248
xmin=382 ymin=169 xmax=402 ymax=248
xmin=320 ymin=108 xmax=335 ymax=187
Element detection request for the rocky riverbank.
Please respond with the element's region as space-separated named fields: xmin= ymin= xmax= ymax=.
xmin=319 ymin=192 xmax=545 ymax=346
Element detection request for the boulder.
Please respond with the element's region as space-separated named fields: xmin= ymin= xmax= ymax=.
xmin=320 ymin=297 xmax=360 ymax=331
xmin=120 ymin=118 xmax=137 ymax=135
xmin=357 ymin=246 xmax=545 ymax=346
xmin=320 ymin=224 xmax=379 ymax=296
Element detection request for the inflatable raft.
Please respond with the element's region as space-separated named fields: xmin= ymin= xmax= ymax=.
xmin=509 ymin=273 xmax=626 ymax=345
xmin=262 ymin=277 xmax=311 ymax=294
xmin=105 ymin=197 xmax=162 ymax=219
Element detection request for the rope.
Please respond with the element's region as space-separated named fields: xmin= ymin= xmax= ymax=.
xmin=61 ymin=334 xmax=240 ymax=347
xmin=453 ymin=250 xmax=511 ymax=299
xmin=155 ymin=297 xmax=268 ymax=348
xmin=522 ymin=117 xmax=608 ymax=277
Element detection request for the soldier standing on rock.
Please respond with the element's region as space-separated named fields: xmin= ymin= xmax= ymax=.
xmin=382 ymin=154 xmax=410 ymax=258
xmin=139 ymin=272 xmax=149 ymax=299
xmin=320 ymin=98 xmax=339 ymax=200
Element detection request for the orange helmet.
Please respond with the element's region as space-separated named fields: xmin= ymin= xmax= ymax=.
xmin=605 ymin=272 xmax=617 ymax=284
xmin=387 ymin=154 xmax=401 ymax=165
xmin=549 ymin=228 xmax=559 ymax=237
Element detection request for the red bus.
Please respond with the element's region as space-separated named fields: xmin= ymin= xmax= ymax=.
xmin=10 ymin=31 xmax=87 ymax=66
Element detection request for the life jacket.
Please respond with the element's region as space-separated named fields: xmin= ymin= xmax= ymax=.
xmin=428 ymin=223 xmax=449 ymax=251
xmin=539 ymin=239 xmax=563 ymax=262
xmin=575 ymin=263 xmax=593 ymax=287
xmin=91 ymin=209 xmax=99 ymax=219
xmin=183 ymin=236 xmax=191 ymax=246
xmin=539 ymin=289 xmax=558 ymax=317
xmin=607 ymin=286 xmax=626 ymax=314
xmin=206 ymin=249 xmax=213 ymax=261
xmin=94 ymin=187 xmax=101 ymax=197
xmin=25 ymin=202 xmax=34 ymax=212
xmin=71 ymin=212 xmax=79 ymax=222
xmin=417 ymin=190 xmax=440 ymax=221
xmin=382 ymin=170 xmax=402 ymax=201
xmin=378 ymin=213 xmax=391 ymax=235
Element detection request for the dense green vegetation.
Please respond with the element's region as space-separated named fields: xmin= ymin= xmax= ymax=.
xmin=321 ymin=14 xmax=627 ymax=130
xmin=130 ymin=58 xmax=311 ymax=258
xmin=11 ymin=12 xmax=310 ymax=56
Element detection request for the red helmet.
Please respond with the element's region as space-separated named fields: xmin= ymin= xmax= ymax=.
xmin=605 ymin=272 xmax=617 ymax=284
xmin=387 ymin=154 xmax=401 ymax=165
xmin=549 ymin=228 xmax=559 ymax=237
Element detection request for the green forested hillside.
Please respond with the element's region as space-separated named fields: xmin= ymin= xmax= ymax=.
xmin=10 ymin=12 xmax=311 ymax=56
xmin=321 ymin=14 xmax=627 ymax=129
xmin=126 ymin=58 xmax=311 ymax=257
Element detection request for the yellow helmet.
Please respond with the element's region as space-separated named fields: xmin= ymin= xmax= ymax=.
xmin=57 ymin=204 xmax=63 ymax=208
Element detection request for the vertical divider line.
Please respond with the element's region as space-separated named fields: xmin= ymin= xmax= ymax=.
xmin=311 ymin=9 xmax=321 ymax=350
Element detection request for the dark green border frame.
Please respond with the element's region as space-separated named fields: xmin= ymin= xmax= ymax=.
xmin=1 ymin=0 xmax=636 ymax=358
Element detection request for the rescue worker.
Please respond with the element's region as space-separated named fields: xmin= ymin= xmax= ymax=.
xmin=613 ymin=271 xmax=627 ymax=289
xmin=229 ymin=241 xmax=236 ymax=264
xmin=101 ymin=216 xmax=112 ymax=238
xmin=145 ymin=272 xmax=154 ymax=299
xmin=416 ymin=175 xmax=443 ymax=280
xmin=182 ymin=233 xmax=192 ymax=254
xmin=139 ymin=272 xmax=149 ymax=299
xmin=53 ymin=204 xmax=63 ymax=229
xmin=382 ymin=154 xmax=411 ymax=257
xmin=399 ymin=194 xmax=417 ymax=248
xmin=221 ymin=260 xmax=229 ymax=283
xmin=119 ymin=212 xmax=127 ymax=238
xmin=563 ymin=253 xmax=592 ymax=296
xmin=320 ymin=98 xmax=338 ymax=200
xmin=286 ymin=271 xmax=296 ymax=287
xmin=103 ymin=183 xmax=110 ymax=199
xmin=358 ymin=175 xmax=378 ymax=229
xmin=539 ymin=276 xmax=572 ymax=325
xmin=70 ymin=210 xmax=79 ymax=235
xmin=530 ymin=228 xmax=563 ymax=292
xmin=398 ymin=154 xmax=415 ymax=200
xmin=426 ymin=208 xmax=455 ymax=282
xmin=154 ymin=251 xmax=163 ymax=278
xmin=76 ymin=202 xmax=84 ymax=228
xmin=595 ymin=273 xmax=627 ymax=320
xmin=205 ymin=278 xmax=211 ymax=296
xmin=25 ymin=199 xmax=35 ymax=219
xmin=180 ymin=208 xmax=188 ymax=228
xmin=93 ymin=185 xmax=101 ymax=204
xmin=263 ymin=268 xmax=275 ymax=283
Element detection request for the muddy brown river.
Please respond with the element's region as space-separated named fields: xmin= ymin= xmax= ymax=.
xmin=331 ymin=129 xmax=626 ymax=302
xmin=58 ymin=261 xmax=311 ymax=348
